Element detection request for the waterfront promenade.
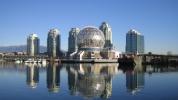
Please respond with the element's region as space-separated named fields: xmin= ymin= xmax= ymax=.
xmin=1 ymin=54 xmax=178 ymax=65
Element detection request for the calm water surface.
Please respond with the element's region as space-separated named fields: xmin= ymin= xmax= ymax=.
xmin=0 ymin=62 xmax=178 ymax=100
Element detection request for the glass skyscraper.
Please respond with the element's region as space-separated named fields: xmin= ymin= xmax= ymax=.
xmin=27 ymin=34 xmax=40 ymax=56
xmin=126 ymin=29 xmax=144 ymax=54
xmin=68 ymin=28 xmax=80 ymax=54
xmin=99 ymin=22 xmax=113 ymax=49
xmin=47 ymin=29 xmax=60 ymax=57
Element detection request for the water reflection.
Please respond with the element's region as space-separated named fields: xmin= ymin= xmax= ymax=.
xmin=145 ymin=65 xmax=178 ymax=74
xmin=126 ymin=65 xmax=144 ymax=95
xmin=118 ymin=64 xmax=145 ymax=95
xmin=67 ymin=63 xmax=118 ymax=99
xmin=47 ymin=63 xmax=60 ymax=93
xmin=21 ymin=63 xmax=178 ymax=99
xmin=26 ymin=63 xmax=39 ymax=88
xmin=25 ymin=63 xmax=145 ymax=97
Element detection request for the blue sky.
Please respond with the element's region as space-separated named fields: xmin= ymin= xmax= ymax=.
xmin=0 ymin=0 xmax=178 ymax=54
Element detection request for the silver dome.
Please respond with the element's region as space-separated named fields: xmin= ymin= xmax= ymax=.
xmin=77 ymin=27 xmax=105 ymax=50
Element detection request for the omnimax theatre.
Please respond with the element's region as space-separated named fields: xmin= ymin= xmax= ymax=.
xmin=68 ymin=22 xmax=120 ymax=60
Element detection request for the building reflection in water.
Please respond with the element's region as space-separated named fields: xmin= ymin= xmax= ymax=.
xmin=26 ymin=63 xmax=39 ymax=88
xmin=145 ymin=65 xmax=178 ymax=74
xmin=47 ymin=63 xmax=60 ymax=93
xmin=119 ymin=64 xmax=145 ymax=95
xmin=67 ymin=63 xmax=118 ymax=99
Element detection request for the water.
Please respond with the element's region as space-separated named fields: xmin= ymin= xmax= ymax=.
xmin=0 ymin=62 xmax=178 ymax=100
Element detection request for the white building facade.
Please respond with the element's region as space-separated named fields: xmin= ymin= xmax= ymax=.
xmin=27 ymin=34 xmax=40 ymax=56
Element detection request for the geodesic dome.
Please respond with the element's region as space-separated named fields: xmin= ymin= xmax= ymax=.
xmin=77 ymin=27 xmax=105 ymax=50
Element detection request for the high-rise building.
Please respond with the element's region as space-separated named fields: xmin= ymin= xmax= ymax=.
xmin=27 ymin=34 xmax=40 ymax=56
xmin=47 ymin=29 xmax=60 ymax=57
xmin=99 ymin=22 xmax=113 ymax=49
xmin=68 ymin=28 xmax=80 ymax=54
xmin=126 ymin=29 xmax=144 ymax=54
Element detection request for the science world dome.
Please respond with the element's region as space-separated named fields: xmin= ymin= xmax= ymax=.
xmin=77 ymin=27 xmax=105 ymax=51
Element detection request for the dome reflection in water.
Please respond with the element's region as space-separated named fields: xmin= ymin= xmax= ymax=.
xmin=66 ymin=63 xmax=118 ymax=99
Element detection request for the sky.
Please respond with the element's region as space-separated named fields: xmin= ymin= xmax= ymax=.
xmin=0 ymin=0 xmax=178 ymax=54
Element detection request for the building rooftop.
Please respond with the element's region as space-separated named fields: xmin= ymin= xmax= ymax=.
xmin=127 ymin=29 xmax=141 ymax=35
xmin=48 ymin=28 xmax=60 ymax=35
xmin=28 ymin=33 xmax=38 ymax=39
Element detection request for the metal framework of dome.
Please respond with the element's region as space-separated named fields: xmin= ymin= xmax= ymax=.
xmin=77 ymin=27 xmax=105 ymax=51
